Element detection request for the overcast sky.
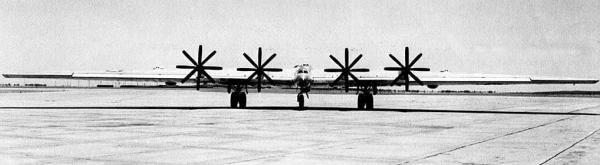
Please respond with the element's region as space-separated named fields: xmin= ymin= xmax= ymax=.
xmin=1 ymin=0 xmax=599 ymax=90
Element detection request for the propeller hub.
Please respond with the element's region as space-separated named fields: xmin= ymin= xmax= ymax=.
xmin=324 ymin=48 xmax=369 ymax=92
xmin=237 ymin=47 xmax=283 ymax=92
xmin=385 ymin=47 xmax=430 ymax=91
xmin=177 ymin=45 xmax=222 ymax=90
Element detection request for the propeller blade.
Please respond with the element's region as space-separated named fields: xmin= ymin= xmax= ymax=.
xmin=348 ymin=72 xmax=360 ymax=82
xmin=237 ymin=68 xmax=257 ymax=71
xmin=405 ymin=47 xmax=409 ymax=71
xmin=344 ymin=48 xmax=349 ymax=68
xmin=262 ymin=68 xmax=283 ymax=72
xmin=257 ymin=74 xmax=262 ymax=92
xmin=199 ymin=69 xmax=215 ymax=83
xmin=404 ymin=71 xmax=410 ymax=91
xmin=411 ymin=68 xmax=430 ymax=71
xmin=383 ymin=67 xmax=403 ymax=71
xmin=331 ymin=73 xmax=345 ymax=85
xmin=329 ymin=55 xmax=344 ymax=68
xmin=262 ymin=54 xmax=277 ymax=67
xmin=181 ymin=70 xmax=196 ymax=83
xmin=263 ymin=73 xmax=275 ymax=84
xmin=389 ymin=54 xmax=405 ymax=68
xmin=408 ymin=53 xmax=423 ymax=68
xmin=198 ymin=45 xmax=202 ymax=66
xmin=391 ymin=72 xmax=404 ymax=86
xmin=203 ymin=66 xmax=223 ymax=70
xmin=243 ymin=53 xmax=259 ymax=68
xmin=350 ymin=68 xmax=369 ymax=72
xmin=324 ymin=68 xmax=344 ymax=72
xmin=182 ymin=50 xmax=198 ymax=66
xmin=258 ymin=47 xmax=262 ymax=67
xmin=176 ymin=65 xmax=195 ymax=69
xmin=408 ymin=72 xmax=424 ymax=86
xmin=348 ymin=54 xmax=363 ymax=69
xmin=201 ymin=50 xmax=217 ymax=65
xmin=196 ymin=72 xmax=200 ymax=91
xmin=245 ymin=72 xmax=258 ymax=82
xmin=344 ymin=74 xmax=349 ymax=92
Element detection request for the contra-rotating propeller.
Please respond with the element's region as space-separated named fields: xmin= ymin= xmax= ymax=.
xmin=324 ymin=48 xmax=370 ymax=92
xmin=384 ymin=47 xmax=430 ymax=91
xmin=237 ymin=47 xmax=283 ymax=92
xmin=176 ymin=45 xmax=223 ymax=90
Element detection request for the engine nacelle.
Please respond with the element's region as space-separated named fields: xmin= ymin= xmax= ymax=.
xmin=427 ymin=85 xmax=439 ymax=89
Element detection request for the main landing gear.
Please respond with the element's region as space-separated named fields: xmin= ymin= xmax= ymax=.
xmin=228 ymin=84 xmax=246 ymax=108
xmin=357 ymin=85 xmax=377 ymax=110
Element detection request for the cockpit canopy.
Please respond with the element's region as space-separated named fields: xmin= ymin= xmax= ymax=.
xmin=294 ymin=64 xmax=311 ymax=74
xmin=294 ymin=64 xmax=311 ymax=68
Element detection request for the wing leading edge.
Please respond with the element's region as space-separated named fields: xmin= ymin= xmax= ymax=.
xmin=2 ymin=71 xmax=295 ymax=86
xmin=310 ymin=72 xmax=598 ymax=87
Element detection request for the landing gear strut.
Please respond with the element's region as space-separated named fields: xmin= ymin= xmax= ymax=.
xmin=297 ymin=87 xmax=310 ymax=110
xmin=357 ymin=85 xmax=376 ymax=110
xmin=229 ymin=84 xmax=246 ymax=108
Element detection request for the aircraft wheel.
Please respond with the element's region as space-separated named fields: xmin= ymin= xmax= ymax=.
xmin=365 ymin=93 xmax=374 ymax=110
xmin=230 ymin=92 xmax=238 ymax=108
xmin=357 ymin=94 xmax=366 ymax=110
xmin=238 ymin=92 xmax=247 ymax=108
xmin=297 ymin=94 xmax=304 ymax=110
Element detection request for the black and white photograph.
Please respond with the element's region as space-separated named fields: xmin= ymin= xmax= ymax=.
xmin=1 ymin=0 xmax=600 ymax=164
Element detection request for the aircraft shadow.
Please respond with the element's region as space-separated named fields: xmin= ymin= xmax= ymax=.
xmin=0 ymin=106 xmax=597 ymax=116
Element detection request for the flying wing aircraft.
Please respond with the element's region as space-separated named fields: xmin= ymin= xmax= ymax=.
xmin=3 ymin=45 xmax=598 ymax=109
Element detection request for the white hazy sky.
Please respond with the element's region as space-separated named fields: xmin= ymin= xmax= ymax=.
xmin=1 ymin=0 xmax=599 ymax=90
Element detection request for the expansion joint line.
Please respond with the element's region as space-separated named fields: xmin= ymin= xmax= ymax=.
xmin=399 ymin=117 xmax=573 ymax=164
xmin=538 ymin=127 xmax=600 ymax=165
xmin=226 ymin=136 xmax=375 ymax=164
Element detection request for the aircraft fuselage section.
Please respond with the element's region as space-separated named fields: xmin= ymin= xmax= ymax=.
xmin=293 ymin=64 xmax=312 ymax=89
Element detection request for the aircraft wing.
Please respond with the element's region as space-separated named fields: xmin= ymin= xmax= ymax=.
xmin=3 ymin=70 xmax=597 ymax=88
xmin=2 ymin=70 xmax=296 ymax=87
xmin=310 ymin=71 xmax=599 ymax=87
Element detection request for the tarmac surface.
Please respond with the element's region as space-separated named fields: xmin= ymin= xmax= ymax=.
xmin=1 ymin=88 xmax=599 ymax=164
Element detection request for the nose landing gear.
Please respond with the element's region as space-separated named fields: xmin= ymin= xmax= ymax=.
xmin=296 ymin=87 xmax=310 ymax=110
xmin=297 ymin=93 xmax=305 ymax=110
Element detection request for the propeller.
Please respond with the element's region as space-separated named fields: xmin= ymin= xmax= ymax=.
xmin=384 ymin=47 xmax=430 ymax=91
xmin=324 ymin=48 xmax=370 ymax=92
xmin=237 ymin=47 xmax=283 ymax=92
xmin=176 ymin=45 xmax=223 ymax=90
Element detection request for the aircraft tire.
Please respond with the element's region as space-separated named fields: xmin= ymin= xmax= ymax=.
xmin=230 ymin=92 xmax=238 ymax=108
xmin=365 ymin=93 xmax=374 ymax=110
xmin=238 ymin=92 xmax=246 ymax=108
xmin=357 ymin=94 xmax=366 ymax=109
xmin=297 ymin=94 xmax=304 ymax=110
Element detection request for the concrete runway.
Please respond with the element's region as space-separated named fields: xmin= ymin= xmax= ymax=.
xmin=1 ymin=88 xmax=599 ymax=164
